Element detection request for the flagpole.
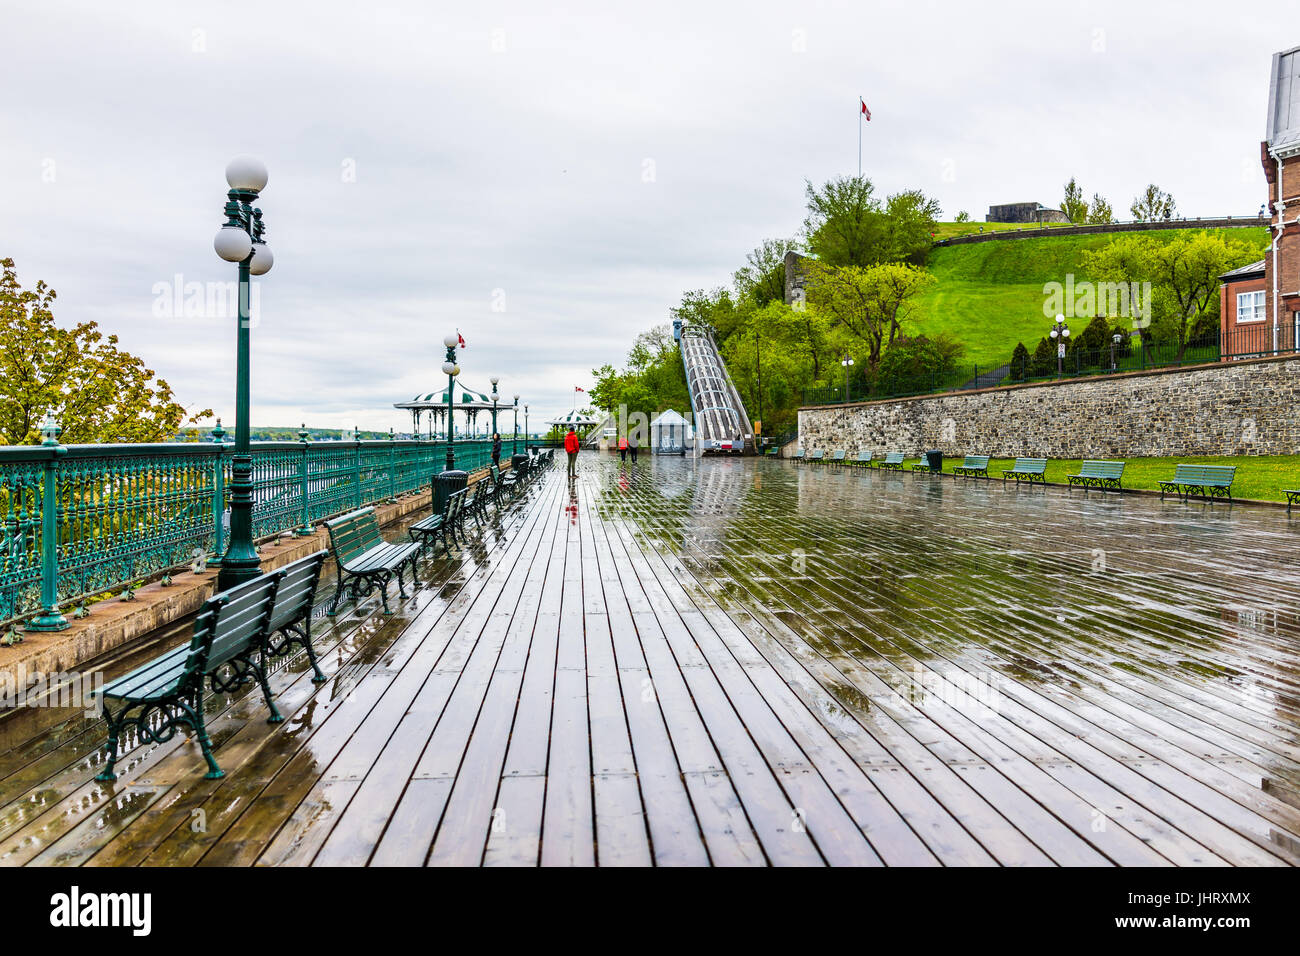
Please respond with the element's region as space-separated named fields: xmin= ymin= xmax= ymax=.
xmin=858 ymin=95 xmax=862 ymax=178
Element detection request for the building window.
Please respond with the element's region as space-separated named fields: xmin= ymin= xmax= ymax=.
xmin=1236 ymin=290 xmax=1266 ymax=323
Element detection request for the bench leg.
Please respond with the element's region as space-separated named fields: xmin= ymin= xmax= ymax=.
xmin=252 ymin=652 xmax=284 ymax=723
xmin=396 ymin=564 xmax=409 ymax=598
xmin=377 ymin=573 xmax=393 ymax=614
xmin=327 ymin=568 xmax=347 ymax=616
xmin=186 ymin=694 xmax=224 ymax=779
xmin=96 ymin=700 xmax=123 ymax=782
xmin=291 ymin=619 xmax=327 ymax=682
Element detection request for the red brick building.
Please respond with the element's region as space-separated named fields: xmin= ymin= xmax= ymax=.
xmin=1260 ymin=45 xmax=1300 ymax=347
xmin=1219 ymin=259 xmax=1268 ymax=356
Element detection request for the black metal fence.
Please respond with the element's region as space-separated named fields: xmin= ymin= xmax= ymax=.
xmin=802 ymin=327 xmax=1299 ymax=406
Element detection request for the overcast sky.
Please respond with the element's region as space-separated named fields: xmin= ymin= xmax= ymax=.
xmin=0 ymin=1 xmax=1285 ymax=432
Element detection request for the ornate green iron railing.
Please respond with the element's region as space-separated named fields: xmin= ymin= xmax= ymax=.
xmin=0 ymin=437 xmax=494 ymax=627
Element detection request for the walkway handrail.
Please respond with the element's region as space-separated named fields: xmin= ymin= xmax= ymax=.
xmin=0 ymin=437 xmax=496 ymax=628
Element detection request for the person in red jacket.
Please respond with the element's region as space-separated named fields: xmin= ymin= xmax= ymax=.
xmin=564 ymin=426 xmax=580 ymax=477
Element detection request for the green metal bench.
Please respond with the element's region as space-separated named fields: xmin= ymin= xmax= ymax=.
xmin=853 ymin=451 xmax=873 ymax=467
xmin=263 ymin=550 xmax=331 ymax=683
xmin=951 ymin=455 xmax=990 ymax=479
xmin=1159 ymin=464 xmax=1236 ymax=502
xmin=1066 ymin=460 xmax=1125 ymax=492
xmin=807 ymin=449 xmax=825 ymax=464
xmin=1002 ymin=457 xmax=1047 ymax=484
xmin=495 ymin=462 xmax=523 ymax=496
xmin=95 ymin=572 xmax=285 ymax=781
xmin=445 ymin=487 xmax=470 ymax=545
xmin=828 ymin=449 xmax=847 ymax=466
xmin=408 ymin=486 xmax=455 ymax=556
xmin=465 ymin=476 xmax=494 ymax=528
xmin=1285 ymin=489 xmax=1300 ymax=512
xmin=791 ymin=449 xmax=806 ymax=463
xmin=877 ymin=452 xmax=905 ymax=471
xmin=910 ymin=453 xmax=940 ymax=475
xmin=325 ymin=506 xmax=420 ymax=615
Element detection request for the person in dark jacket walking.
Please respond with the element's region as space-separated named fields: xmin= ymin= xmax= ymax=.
xmin=492 ymin=433 xmax=502 ymax=468
xmin=629 ymin=433 xmax=639 ymax=464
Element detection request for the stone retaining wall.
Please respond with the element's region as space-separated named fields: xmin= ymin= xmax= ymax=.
xmin=797 ymin=354 xmax=1300 ymax=458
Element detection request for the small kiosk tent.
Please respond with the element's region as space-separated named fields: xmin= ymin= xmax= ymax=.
xmin=649 ymin=409 xmax=693 ymax=455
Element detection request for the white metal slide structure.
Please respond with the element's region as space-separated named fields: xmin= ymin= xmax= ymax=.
xmin=674 ymin=320 xmax=753 ymax=455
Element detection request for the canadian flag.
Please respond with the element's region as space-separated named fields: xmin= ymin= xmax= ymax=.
xmin=457 ymin=331 xmax=466 ymax=348
xmin=860 ymin=99 xmax=871 ymax=121
xmin=575 ymin=386 xmax=585 ymax=393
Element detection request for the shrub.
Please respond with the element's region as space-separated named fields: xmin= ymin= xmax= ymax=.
xmin=877 ymin=334 xmax=963 ymax=395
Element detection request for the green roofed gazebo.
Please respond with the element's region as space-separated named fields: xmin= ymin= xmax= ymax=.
xmin=394 ymin=379 xmax=497 ymax=440
xmin=547 ymin=408 xmax=601 ymax=444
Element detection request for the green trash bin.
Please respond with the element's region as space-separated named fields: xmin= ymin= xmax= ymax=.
xmin=433 ymin=469 xmax=468 ymax=516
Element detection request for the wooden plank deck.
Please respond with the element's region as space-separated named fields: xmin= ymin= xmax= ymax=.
xmin=2 ymin=454 xmax=1300 ymax=866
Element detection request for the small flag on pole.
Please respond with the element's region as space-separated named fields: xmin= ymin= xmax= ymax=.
xmin=457 ymin=331 xmax=466 ymax=348
xmin=575 ymin=386 xmax=585 ymax=393
xmin=860 ymin=98 xmax=871 ymax=121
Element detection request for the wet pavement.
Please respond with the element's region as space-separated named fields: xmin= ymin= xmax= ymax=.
xmin=1 ymin=454 xmax=1298 ymax=865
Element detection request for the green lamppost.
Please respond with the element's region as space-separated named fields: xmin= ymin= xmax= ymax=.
xmin=524 ymin=404 xmax=529 ymax=452
xmin=512 ymin=395 xmax=520 ymax=455
xmin=213 ymin=156 xmax=273 ymax=590
xmin=1049 ymin=314 xmax=1070 ymax=378
xmin=440 ymin=334 xmax=460 ymax=471
xmin=489 ymin=376 xmax=500 ymax=440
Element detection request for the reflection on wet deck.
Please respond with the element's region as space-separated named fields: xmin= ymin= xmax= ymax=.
xmin=3 ymin=455 xmax=1300 ymax=866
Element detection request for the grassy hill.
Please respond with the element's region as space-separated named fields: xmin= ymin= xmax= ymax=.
xmin=907 ymin=226 xmax=1270 ymax=369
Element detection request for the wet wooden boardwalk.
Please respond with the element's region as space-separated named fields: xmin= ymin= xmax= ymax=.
xmin=2 ymin=454 xmax=1300 ymax=866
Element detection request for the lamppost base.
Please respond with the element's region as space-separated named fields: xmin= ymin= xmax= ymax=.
xmin=216 ymin=559 xmax=263 ymax=591
xmin=25 ymin=611 xmax=69 ymax=632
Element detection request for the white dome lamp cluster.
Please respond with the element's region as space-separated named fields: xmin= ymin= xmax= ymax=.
xmin=213 ymin=155 xmax=273 ymax=275
xmin=1049 ymin=313 xmax=1071 ymax=377
xmin=211 ymin=155 xmax=274 ymax=591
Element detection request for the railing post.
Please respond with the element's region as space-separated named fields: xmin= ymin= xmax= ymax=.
xmin=353 ymin=427 xmax=363 ymax=509
xmin=296 ymin=425 xmax=313 ymax=535
xmin=210 ymin=420 xmax=227 ymax=566
xmin=27 ymin=416 xmax=68 ymax=632
xmin=388 ymin=429 xmax=397 ymax=501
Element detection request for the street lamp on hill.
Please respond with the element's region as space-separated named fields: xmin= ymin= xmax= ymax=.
xmin=841 ymin=354 xmax=855 ymax=403
xmin=213 ymin=156 xmax=273 ymax=590
xmin=1049 ymin=315 xmax=1070 ymax=377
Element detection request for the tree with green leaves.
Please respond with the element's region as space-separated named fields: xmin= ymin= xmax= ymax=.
xmin=1061 ymin=178 xmax=1089 ymax=224
xmin=806 ymin=261 xmax=936 ymax=367
xmin=733 ymin=238 xmax=801 ymax=307
xmin=1130 ymin=184 xmax=1177 ymax=222
xmin=876 ymin=334 xmax=963 ymax=396
xmin=954 ymin=211 xmax=971 ymax=223
xmin=1087 ymin=194 xmax=1115 ymax=224
xmin=1008 ymin=341 xmax=1030 ymax=381
xmin=0 ymin=258 xmax=211 ymax=445
xmin=1030 ymin=336 xmax=1055 ymax=377
xmin=1082 ymin=232 xmax=1261 ymax=361
xmin=803 ymin=176 xmax=940 ymax=268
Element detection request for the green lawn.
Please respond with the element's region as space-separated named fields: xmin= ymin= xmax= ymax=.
xmin=908 ymin=228 xmax=1271 ymax=369
xmin=873 ymin=454 xmax=1300 ymax=502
